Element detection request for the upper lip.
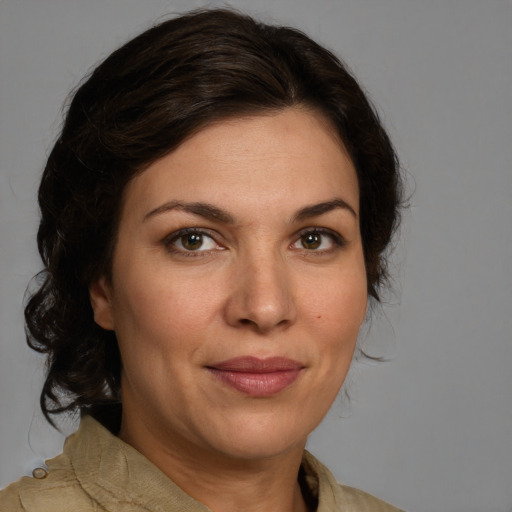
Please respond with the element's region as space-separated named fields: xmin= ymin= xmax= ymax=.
xmin=207 ymin=356 xmax=304 ymax=373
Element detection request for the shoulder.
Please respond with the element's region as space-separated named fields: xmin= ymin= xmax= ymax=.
xmin=302 ymin=450 xmax=404 ymax=512
xmin=0 ymin=452 xmax=97 ymax=512
xmin=0 ymin=479 xmax=24 ymax=511
xmin=333 ymin=482 xmax=403 ymax=512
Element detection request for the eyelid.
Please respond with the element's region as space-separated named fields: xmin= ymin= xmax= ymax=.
xmin=292 ymin=227 xmax=346 ymax=250
xmin=162 ymin=226 xmax=346 ymax=256
xmin=163 ymin=228 xmax=225 ymax=255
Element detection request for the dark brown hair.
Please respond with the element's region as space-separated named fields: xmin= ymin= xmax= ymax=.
xmin=25 ymin=8 xmax=403 ymax=427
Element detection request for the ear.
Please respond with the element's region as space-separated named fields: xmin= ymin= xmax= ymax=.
xmin=89 ymin=277 xmax=115 ymax=330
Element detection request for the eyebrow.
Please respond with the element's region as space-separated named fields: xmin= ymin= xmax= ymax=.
xmin=143 ymin=197 xmax=357 ymax=224
xmin=292 ymin=198 xmax=357 ymax=221
xmin=143 ymin=200 xmax=235 ymax=224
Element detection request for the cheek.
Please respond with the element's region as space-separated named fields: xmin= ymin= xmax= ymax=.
xmin=304 ymin=264 xmax=367 ymax=371
xmin=306 ymin=264 xmax=367 ymax=332
xmin=111 ymin=268 xmax=223 ymax=353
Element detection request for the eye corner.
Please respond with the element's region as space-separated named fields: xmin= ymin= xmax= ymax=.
xmin=291 ymin=227 xmax=346 ymax=253
xmin=162 ymin=228 xmax=225 ymax=256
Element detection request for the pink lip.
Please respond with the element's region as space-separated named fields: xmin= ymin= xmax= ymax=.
xmin=207 ymin=357 xmax=304 ymax=397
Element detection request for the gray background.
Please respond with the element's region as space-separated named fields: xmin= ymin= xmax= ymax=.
xmin=1 ymin=1 xmax=511 ymax=511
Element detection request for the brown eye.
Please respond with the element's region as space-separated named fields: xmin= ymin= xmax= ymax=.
xmin=181 ymin=233 xmax=203 ymax=250
xmin=292 ymin=229 xmax=343 ymax=252
xmin=167 ymin=230 xmax=220 ymax=253
xmin=301 ymin=233 xmax=321 ymax=250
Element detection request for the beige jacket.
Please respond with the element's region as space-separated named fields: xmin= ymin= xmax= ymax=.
xmin=0 ymin=416 xmax=402 ymax=511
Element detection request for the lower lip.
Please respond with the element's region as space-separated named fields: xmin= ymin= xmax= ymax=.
xmin=208 ymin=369 xmax=302 ymax=396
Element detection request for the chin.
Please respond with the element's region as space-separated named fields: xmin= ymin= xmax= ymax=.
xmin=220 ymin=435 xmax=306 ymax=461
xmin=203 ymin=414 xmax=313 ymax=461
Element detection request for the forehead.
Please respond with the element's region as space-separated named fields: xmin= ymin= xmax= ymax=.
xmin=121 ymin=108 xmax=359 ymax=219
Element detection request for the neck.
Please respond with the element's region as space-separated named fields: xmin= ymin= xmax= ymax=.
xmin=119 ymin=414 xmax=310 ymax=512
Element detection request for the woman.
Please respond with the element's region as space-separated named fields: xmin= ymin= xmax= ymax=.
xmin=0 ymin=9 xmax=403 ymax=512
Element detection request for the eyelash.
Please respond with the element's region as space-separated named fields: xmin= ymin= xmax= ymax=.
xmin=163 ymin=228 xmax=221 ymax=257
xmin=162 ymin=227 xmax=346 ymax=256
xmin=292 ymin=228 xmax=346 ymax=253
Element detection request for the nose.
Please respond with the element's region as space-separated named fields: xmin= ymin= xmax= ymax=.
xmin=224 ymin=249 xmax=297 ymax=334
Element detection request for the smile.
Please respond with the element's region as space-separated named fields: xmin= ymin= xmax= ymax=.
xmin=207 ymin=356 xmax=304 ymax=396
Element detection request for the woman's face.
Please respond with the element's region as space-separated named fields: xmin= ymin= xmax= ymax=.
xmin=90 ymin=108 xmax=367 ymax=461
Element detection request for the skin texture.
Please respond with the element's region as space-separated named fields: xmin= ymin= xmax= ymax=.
xmin=89 ymin=108 xmax=367 ymax=512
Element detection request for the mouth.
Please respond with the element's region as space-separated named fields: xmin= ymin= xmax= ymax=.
xmin=206 ymin=356 xmax=304 ymax=397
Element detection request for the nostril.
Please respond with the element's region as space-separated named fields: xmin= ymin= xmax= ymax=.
xmin=225 ymin=276 xmax=297 ymax=332
xmin=236 ymin=316 xmax=290 ymax=333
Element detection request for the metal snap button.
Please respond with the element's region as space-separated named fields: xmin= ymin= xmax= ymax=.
xmin=32 ymin=467 xmax=48 ymax=479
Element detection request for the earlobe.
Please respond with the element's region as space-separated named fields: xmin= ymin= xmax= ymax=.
xmin=89 ymin=277 xmax=115 ymax=330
